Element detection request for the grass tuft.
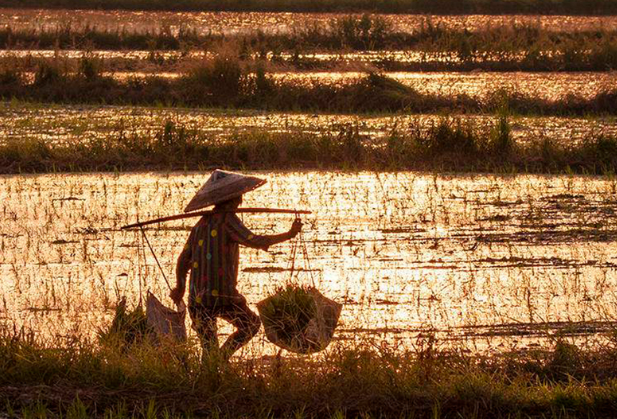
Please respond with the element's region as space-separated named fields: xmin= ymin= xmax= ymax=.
xmin=97 ymin=297 xmax=151 ymax=350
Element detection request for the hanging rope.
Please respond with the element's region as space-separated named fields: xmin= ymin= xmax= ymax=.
xmin=298 ymin=225 xmax=316 ymax=288
xmin=137 ymin=216 xmax=146 ymax=306
xmin=287 ymin=213 xmax=316 ymax=288
xmin=139 ymin=225 xmax=172 ymax=291
xmin=288 ymin=230 xmax=299 ymax=283
xmin=136 ymin=224 xmax=187 ymax=341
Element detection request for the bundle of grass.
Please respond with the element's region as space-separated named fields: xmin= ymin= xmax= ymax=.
xmin=257 ymin=285 xmax=342 ymax=354
xmin=98 ymin=297 xmax=151 ymax=349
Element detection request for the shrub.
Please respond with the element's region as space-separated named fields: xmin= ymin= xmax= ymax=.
xmin=97 ymin=297 xmax=151 ymax=349
xmin=186 ymin=52 xmax=246 ymax=104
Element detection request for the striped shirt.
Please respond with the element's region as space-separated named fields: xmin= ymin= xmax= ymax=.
xmin=179 ymin=213 xmax=274 ymax=306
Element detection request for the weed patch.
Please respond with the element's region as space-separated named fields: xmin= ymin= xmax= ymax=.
xmin=4 ymin=328 xmax=617 ymax=417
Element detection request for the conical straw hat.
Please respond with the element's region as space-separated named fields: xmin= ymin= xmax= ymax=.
xmin=184 ymin=170 xmax=266 ymax=212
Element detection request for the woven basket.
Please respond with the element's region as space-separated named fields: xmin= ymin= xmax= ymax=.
xmin=257 ymin=287 xmax=342 ymax=354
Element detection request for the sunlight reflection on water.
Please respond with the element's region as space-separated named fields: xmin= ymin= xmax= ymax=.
xmin=3 ymin=9 xmax=617 ymax=35
xmin=1 ymin=103 xmax=615 ymax=147
xmin=1 ymin=172 xmax=617 ymax=356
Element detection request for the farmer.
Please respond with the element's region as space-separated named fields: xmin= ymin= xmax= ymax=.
xmin=170 ymin=169 xmax=302 ymax=361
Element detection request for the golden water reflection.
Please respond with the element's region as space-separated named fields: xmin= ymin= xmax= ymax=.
xmin=1 ymin=102 xmax=614 ymax=147
xmin=4 ymin=62 xmax=613 ymax=102
xmin=271 ymin=71 xmax=617 ymax=101
xmin=3 ymin=9 xmax=617 ymax=35
xmin=1 ymin=172 xmax=617 ymax=356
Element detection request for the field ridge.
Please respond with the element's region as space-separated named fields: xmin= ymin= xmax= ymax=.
xmin=3 ymin=117 xmax=617 ymax=174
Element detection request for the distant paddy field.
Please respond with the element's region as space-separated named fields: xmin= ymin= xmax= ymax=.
xmin=2 ymin=102 xmax=616 ymax=147
xmin=4 ymin=6 xmax=617 ymax=417
xmin=5 ymin=9 xmax=617 ymax=34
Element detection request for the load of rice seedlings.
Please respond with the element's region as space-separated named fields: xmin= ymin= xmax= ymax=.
xmin=259 ymin=285 xmax=317 ymax=341
xmin=257 ymin=285 xmax=342 ymax=354
xmin=98 ymin=297 xmax=151 ymax=348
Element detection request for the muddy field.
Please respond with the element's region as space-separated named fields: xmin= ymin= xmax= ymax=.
xmin=1 ymin=172 xmax=616 ymax=357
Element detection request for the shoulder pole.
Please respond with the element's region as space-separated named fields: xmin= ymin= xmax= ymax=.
xmin=121 ymin=208 xmax=311 ymax=230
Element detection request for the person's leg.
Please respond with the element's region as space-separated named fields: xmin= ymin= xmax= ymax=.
xmin=219 ymin=298 xmax=261 ymax=360
xmin=188 ymin=303 xmax=218 ymax=358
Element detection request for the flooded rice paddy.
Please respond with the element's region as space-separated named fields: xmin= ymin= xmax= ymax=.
xmin=1 ymin=102 xmax=615 ymax=148
xmin=1 ymin=172 xmax=617 ymax=356
xmin=6 ymin=59 xmax=616 ymax=102
xmin=4 ymin=9 xmax=617 ymax=35
xmin=273 ymin=71 xmax=617 ymax=101
xmin=0 ymin=49 xmax=545 ymax=66
xmin=2 ymin=7 xmax=617 ymax=359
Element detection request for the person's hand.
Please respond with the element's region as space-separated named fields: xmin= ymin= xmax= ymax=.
xmin=170 ymin=287 xmax=185 ymax=305
xmin=290 ymin=218 xmax=303 ymax=237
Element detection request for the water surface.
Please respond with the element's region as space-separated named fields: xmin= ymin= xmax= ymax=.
xmin=1 ymin=172 xmax=616 ymax=356
xmin=1 ymin=102 xmax=614 ymax=147
xmin=3 ymin=67 xmax=616 ymax=102
xmin=3 ymin=9 xmax=617 ymax=35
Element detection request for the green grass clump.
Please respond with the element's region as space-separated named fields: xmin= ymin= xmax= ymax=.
xmin=329 ymin=14 xmax=392 ymax=50
xmin=98 ymin=297 xmax=151 ymax=348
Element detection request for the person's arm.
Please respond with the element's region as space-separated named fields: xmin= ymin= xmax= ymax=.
xmin=170 ymin=239 xmax=191 ymax=304
xmin=226 ymin=214 xmax=302 ymax=251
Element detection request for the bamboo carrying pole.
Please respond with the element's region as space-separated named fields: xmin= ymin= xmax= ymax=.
xmin=121 ymin=208 xmax=312 ymax=230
